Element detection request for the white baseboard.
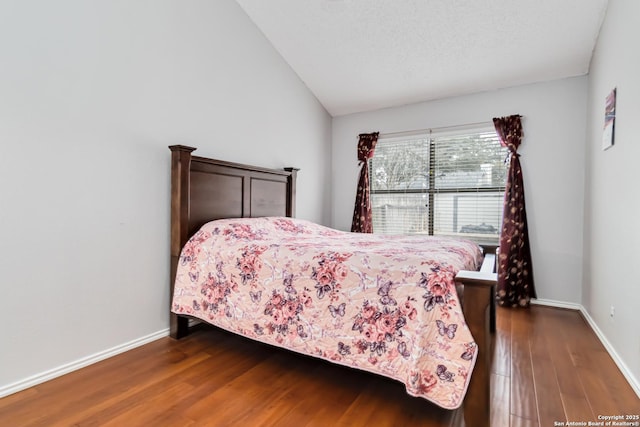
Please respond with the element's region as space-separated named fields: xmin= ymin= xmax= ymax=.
xmin=532 ymin=298 xmax=640 ymax=399
xmin=0 ymin=328 xmax=169 ymax=399
xmin=531 ymin=297 xmax=582 ymax=311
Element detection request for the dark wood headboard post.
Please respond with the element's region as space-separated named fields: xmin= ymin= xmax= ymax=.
xmin=284 ymin=167 xmax=299 ymax=217
xmin=169 ymin=145 xmax=196 ymax=339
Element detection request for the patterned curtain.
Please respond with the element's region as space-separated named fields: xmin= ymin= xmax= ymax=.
xmin=493 ymin=115 xmax=536 ymax=307
xmin=351 ymin=132 xmax=379 ymax=233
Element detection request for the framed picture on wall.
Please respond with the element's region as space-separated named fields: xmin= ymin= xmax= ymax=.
xmin=602 ymin=88 xmax=616 ymax=151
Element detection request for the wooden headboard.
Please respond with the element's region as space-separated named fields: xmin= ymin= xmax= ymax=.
xmin=169 ymin=145 xmax=299 ymax=337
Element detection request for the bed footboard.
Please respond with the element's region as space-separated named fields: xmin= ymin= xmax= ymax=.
xmin=455 ymin=250 xmax=497 ymax=427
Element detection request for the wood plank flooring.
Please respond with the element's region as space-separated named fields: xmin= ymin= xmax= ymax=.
xmin=1 ymin=306 xmax=637 ymax=426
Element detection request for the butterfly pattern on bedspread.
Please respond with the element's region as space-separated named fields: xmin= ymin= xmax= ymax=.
xmin=172 ymin=217 xmax=482 ymax=410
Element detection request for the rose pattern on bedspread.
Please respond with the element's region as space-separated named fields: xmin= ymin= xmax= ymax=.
xmin=311 ymin=252 xmax=351 ymax=301
xmin=172 ymin=217 xmax=483 ymax=409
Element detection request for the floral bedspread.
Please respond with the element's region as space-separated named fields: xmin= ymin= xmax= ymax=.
xmin=172 ymin=217 xmax=483 ymax=409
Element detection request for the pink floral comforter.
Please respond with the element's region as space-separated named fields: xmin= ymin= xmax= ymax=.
xmin=172 ymin=217 xmax=483 ymax=409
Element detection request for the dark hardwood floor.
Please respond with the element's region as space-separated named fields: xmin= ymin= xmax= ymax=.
xmin=1 ymin=306 xmax=638 ymax=426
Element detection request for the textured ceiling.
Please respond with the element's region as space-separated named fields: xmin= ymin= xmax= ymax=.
xmin=235 ymin=0 xmax=609 ymax=116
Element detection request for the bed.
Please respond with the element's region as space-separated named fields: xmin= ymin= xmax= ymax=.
xmin=168 ymin=145 xmax=496 ymax=426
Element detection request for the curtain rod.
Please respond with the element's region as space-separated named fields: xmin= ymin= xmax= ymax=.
xmin=378 ymin=120 xmax=495 ymax=139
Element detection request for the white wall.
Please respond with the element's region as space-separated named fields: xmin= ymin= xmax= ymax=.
xmin=0 ymin=0 xmax=331 ymax=391
xmin=584 ymin=0 xmax=640 ymax=386
xmin=332 ymin=77 xmax=588 ymax=304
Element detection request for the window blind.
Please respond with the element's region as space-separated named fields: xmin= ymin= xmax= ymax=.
xmin=370 ymin=126 xmax=508 ymax=244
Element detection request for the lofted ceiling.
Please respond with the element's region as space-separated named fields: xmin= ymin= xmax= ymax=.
xmin=235 ymin=0 xmax=609 ymax=116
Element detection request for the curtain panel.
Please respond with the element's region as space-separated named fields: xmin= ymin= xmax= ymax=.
xmin=493 ymin=115 xmax=537 ymax=307
xmin=351 ymin=132 xmax=379 ymax=233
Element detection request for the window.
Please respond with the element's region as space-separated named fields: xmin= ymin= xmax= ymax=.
xmin=370 ymin=125 xmax=508 ymax=244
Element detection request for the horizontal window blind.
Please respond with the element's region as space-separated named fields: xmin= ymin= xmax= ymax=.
xmin=370 ymin=127 xmax=508 ymax=244
xmin=370 ymin=135 xmax=429 ymax=234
